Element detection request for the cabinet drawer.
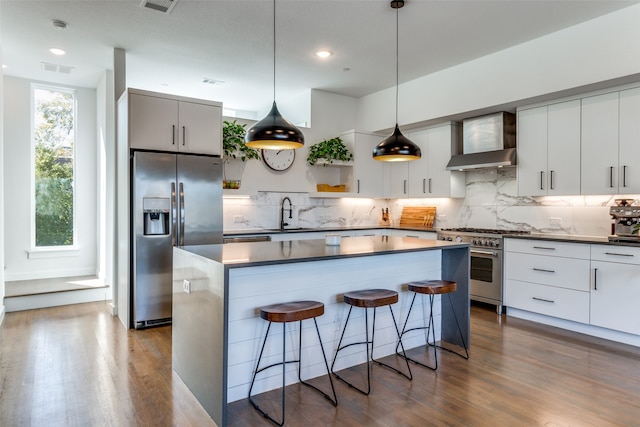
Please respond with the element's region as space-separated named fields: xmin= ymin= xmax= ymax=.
xmin=505 ymin=252 xmax=590 ymax=291
xmin=591 ymin=244 xmax=640 ymax=265
xmin=505 ymin=238 xmax=590 ymax=259
xmin=505 ymin=279 xmax=590 ymax=323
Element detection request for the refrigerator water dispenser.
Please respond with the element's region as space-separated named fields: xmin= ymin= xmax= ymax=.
xmin=143 ymin=197 xmax=170 ymax=235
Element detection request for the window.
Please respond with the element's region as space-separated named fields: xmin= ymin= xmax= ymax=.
xmin=32 ymin=85 xmax=76 ymax=247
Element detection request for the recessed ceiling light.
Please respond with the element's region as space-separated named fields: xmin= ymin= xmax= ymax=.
xmin=49 ymin=48 xmax=66 ymax=56
xmin=315 ymin=50 xmax=332 ymax=58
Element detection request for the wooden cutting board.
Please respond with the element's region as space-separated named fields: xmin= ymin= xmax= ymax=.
xmin=399 ymin=206 xmax=436 ymax=229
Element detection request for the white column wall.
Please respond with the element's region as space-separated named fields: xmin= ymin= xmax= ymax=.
xmin=226 ymin=251 xmax=442 ymax=402
xmin=357 ymin=4 xmax=640 ymax=132
xmin=1 ymin=16 xmax=6 ymax=323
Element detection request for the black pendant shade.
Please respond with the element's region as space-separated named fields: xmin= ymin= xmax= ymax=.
xmin=373 ymin=0 xmax=421 ymax=162
xmin=245 ymin=101 xmax=305 ymax=150
xmin=373 ymin=124 xmax=421 ymax=161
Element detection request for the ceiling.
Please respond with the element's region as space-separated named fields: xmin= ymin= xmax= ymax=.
xmin=2 ymin=0 xmax=639 ymax=118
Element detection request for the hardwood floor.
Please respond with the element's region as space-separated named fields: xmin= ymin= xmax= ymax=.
xmin=2 ymin=301 xmax=640 ymax=426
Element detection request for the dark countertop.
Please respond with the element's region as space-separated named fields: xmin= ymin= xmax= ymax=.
xmin=223 ymin=225 xmax=437 ymax=237
xmin=504 ymin=233 xmax=640 ymax=246
xmin=181 ymin=235 xmax=467 ymax=268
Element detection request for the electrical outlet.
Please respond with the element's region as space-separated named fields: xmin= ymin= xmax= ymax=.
xmin=550 ymin=217 xmax=562 ymax=227
xmin=183 ymin=279 xmax=191 ymax=294
xmin=437 ymin=214 xmax=447 ymax=221
xmin=233 ymin=215 xmax=243 ymax=223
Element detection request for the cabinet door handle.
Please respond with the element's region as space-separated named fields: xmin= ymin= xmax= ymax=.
xmin=604 ymin=252 xmax=634 ymax=257
xmin=594 ymin=267 xmax=598 ymax=290
xmin=422 ymin=178 xmax=426 ymax=194
xmin=533 ymin=268 xmax=555 ymax=273
xmin=610 ymin=166 xmax=614 ymax=188
xmin=623 ymin=165 xmax=628 ymax=187
xmin=403 ymin=180 xmax=407 ymax=194
xmin=550 ymin=170 xmax=554 ymax=190
xmin=532 ymin=297 xmax=555 ymax=303
xmin=182 ymin=126 xmax=186 ymax=146
xmin=540 ymin=171 xmax=544 ymax=190
xmin=428 ymin=178 xmax=432 ymax=194
xmin=172 ymin=125 xmax=176 ymax=145
xmin=357 ymin=179 xmax=360 ymax=194
xmin=533 ymin=246 xmax=555 ymax=250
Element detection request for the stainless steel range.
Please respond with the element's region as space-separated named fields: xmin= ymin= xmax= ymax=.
xmin=437 ymin=228 xmax=530 ymax=314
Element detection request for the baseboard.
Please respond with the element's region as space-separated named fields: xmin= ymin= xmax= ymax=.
xmin=5 ymin=287 xmax=111 ymax=312
xmin=110 ymin=302 xmax=118 ymax=316
xmin=4 ymin=267 xmax=96 ymax=282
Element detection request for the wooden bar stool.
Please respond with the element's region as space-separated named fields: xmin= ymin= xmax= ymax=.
xmin=397 ymin=280 xmax=469 ymax=370
xmin=248 ymin=300 xmax=337 ymax=426
xmin=330 ymin=289 xmax=412 ymax=395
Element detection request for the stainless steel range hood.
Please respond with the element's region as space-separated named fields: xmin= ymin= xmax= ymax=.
xmin=446 ymin=112 xmax=516 ymax=171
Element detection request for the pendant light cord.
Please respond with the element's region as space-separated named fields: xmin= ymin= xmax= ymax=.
xmin=395 ymin=4 xmax=399 ymax=125
xmin=273 ymin=0 xmax=276 ymax=102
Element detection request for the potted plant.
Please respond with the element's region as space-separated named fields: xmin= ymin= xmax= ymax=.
xmin=306 ymin=136 xmax=353 ymax=166
xmin=222 ymin=120 xmax=260 ymax=189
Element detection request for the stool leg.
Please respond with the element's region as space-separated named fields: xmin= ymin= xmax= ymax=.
xmin=249 ymin=321 xmax=287 ymax=426
xmin=331 ymin=305 xmax=372 ymax=395
xmin=396 ymin=293 xmax=438 ymax=370
xmin=297 ymin=319 xmax=338 ymax=407
xmin=371 ymin=305 xmax=412 ymax=381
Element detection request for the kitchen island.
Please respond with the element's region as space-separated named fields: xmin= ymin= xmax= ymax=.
xmin=172 ymin=236 xmax=469 ymax=426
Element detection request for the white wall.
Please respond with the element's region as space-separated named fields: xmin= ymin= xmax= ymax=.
xmin=357 ymin=4 xmax=640 ymax=132
xmin=3 ymin=76 xmax=98 ymax=281
xmin=0 ymin=20 xmax=6 ymax=323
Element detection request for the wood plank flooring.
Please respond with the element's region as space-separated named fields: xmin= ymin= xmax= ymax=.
xmin=2 ymin=301 xmax=640 ymax=426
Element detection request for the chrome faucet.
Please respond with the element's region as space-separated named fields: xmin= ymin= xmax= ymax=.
xmin=280 ymin=197 xmax=293 ymax=230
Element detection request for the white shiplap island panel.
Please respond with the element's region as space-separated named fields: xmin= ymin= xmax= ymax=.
xmin=172 ymin=236 xmax=470 ymax=427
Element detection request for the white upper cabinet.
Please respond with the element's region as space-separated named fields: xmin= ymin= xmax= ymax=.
xmin=128 ymin=90 xmax=222 ymax=155
xmin=389 ymin=124 xmax=464 ymax=199
xmin=517 ymin=100 xmax=581 ymax=196
xmin=619 ymin=87 xmax=640 ymax=194
xmin=341 ymin=130 xmax=386 ymax=198
xmin=581 ymin=91 xmax=620 ymax=195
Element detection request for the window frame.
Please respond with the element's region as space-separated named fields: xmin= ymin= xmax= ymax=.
xmin=30 ymin=83 xmax=78 ymax=251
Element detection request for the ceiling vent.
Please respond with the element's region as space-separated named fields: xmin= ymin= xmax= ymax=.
xmin=41 ymin=62 xmax=75 ymax=74
xmin=140 ymin=0 xmax=177 ymax=14
xmin=202 ymin=78 xmax=224 ymax=86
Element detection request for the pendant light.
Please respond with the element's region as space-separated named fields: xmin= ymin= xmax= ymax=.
xmin=245 ymin=0 xmax=304 ymax=150
xmin=373 ymin=0 xmax=421 ymax=162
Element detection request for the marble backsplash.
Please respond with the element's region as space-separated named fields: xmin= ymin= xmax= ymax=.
xmin=223 ymin=168 xmax=638 ymax=237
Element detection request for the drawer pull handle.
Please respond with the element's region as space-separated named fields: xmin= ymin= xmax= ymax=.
xmin=533 ymin=268 xmax=555 ymax=273
xmin=532 ymin=297 xmax=555 ymax=303
xmin=604 ymin=252 xmax=634 ymax=257
xmin=594 ymin=267 xmax=598 ymax=290
xmin=533 ymin=246 xmax=556 ymax=250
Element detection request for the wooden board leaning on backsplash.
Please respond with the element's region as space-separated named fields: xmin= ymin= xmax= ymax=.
xmin=399 ymin=207 xmax=436 ymax=229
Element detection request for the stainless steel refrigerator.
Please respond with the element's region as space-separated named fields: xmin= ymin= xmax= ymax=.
xmin=131 ymin=151 xmax=223 ymax=329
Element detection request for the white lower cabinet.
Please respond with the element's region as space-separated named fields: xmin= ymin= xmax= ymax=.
xmin=590 ymin=244 xmax=640 ymax=335
xmin=506 ymin=280 xmax=590 ymax=323
xmin=504 ymin=239 xmax=590 ymax=323
xmin=505 ymin=238 xmax=640 ymax=341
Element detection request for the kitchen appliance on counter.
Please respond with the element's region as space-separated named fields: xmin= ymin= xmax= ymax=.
xmin=437 ymin=228 xmax=530 ymax=314
xmin=608 ymin=201 xmax=640 ymax=243
xmin=132 ymin=151 xmax=223 ymax=328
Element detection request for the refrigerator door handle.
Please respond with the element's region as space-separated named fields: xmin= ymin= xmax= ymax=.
xmin=171 ymin=182 xmax=178 ymax=246
xmin=179 ymin=182 xmax=185 ymax=246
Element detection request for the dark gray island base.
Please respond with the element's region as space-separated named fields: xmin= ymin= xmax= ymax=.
xmin=172 ymin=236 xmax=469 ymax=426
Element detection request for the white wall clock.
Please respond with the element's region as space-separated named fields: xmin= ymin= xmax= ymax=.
xmin=261 ymin=149 xmax=295 ymax=171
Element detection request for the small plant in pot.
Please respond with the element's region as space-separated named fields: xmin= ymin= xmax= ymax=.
xmin=306 ymin=136 xmax=353 ymax=166
xmin=222 ymin=120 xmax=260 ymax=189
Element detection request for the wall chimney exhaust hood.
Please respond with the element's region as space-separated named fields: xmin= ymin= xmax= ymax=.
xmin=446 ymin=111 xmax=516 ymax=171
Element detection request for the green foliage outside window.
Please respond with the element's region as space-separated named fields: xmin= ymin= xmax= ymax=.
xmin=33 ymin=88 xmax=75 ymax=247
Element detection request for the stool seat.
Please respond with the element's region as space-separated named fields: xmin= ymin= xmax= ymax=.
xmin=407 ymin=280 xmax=457 ymax=295
xmin=344 ymin=289 xmax=398 ymax=308
xmin=260 ymin=300 xmax=324 ymax=323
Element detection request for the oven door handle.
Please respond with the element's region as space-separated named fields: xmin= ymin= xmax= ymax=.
xmin=471 ymin=249 xmax=499 ymax=257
